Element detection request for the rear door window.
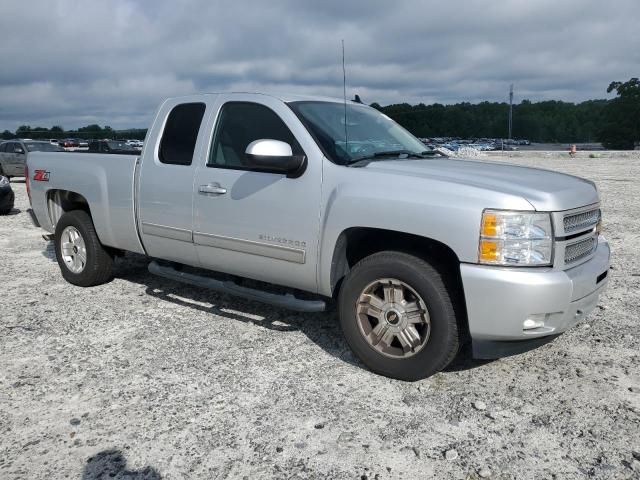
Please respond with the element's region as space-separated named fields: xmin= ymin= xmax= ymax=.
xmin=159 ymin=103 xmax=206 ymax=166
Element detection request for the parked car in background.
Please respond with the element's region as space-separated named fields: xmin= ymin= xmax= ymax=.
xmin=88 ymin=140 xmax=138 ymax=155
xmin=0 ymin=140 xmax=64 ymax=178
xmin=49 ymin=139 xmax=60 ymax=145
xmin=0 ymin=175 xmax=14 ymax=214
xmin=59 ymin=138 xmax=80 ymax=149
xmin=126 ymin=139 xmax=144 ymax=150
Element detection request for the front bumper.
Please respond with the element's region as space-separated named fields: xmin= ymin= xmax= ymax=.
xmin=460 ymin=237 xmax=610 ymax=358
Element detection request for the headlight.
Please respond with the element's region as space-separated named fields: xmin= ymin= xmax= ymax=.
xmin=479 ymin=209 xmax=553 ymax=266
xmin=0 ymin=176 xmax=9 ymax=187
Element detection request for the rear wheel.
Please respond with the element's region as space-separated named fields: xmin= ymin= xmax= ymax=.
xmin=54 ymin=210 xmax=114 ymax=286
xmin=338 ymin=251 xmax=460 ymax=381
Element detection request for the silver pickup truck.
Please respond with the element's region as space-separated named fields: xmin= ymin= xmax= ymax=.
xmin=26 ymin=93 xmax=610 ymax=380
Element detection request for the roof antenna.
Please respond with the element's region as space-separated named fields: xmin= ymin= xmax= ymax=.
xmin=342 ymin=39 xmax=348 ymax=150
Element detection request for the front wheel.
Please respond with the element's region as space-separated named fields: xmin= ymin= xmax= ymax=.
xmin=54 ymin=210 xmax=114 ymax=287
xmin=338 ymin=251 xmax=460 ymax=381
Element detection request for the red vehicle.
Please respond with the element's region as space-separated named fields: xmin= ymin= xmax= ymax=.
xmin=59 ymin=138 xmax=80 ymax=148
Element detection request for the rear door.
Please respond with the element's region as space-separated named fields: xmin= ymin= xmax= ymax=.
xmin=137 ymin=95 xmax=218 ymax=266
xmin=4 ymin=142 xmax=23 ymax=176
xmin=192 ymin=94 xmax=324 ymax=292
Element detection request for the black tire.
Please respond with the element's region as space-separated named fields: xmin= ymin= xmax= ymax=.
xmin=338 ymin=251 xmax=460 ymax=381
xmin=54 ymin=210 xmax=114 ymax=287
xmin=0 ymin=190 xmax=14 ymax=215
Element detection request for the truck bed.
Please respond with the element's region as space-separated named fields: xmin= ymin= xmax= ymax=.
xmin=28 ymin=152 xmax=145 ymax=255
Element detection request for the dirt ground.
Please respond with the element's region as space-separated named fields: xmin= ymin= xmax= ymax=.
xmin=1 ymin=152 xmax=639 ymax=479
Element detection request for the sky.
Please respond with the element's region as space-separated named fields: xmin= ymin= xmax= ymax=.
xmin=0 ymin=0 xmax=638 ymax=131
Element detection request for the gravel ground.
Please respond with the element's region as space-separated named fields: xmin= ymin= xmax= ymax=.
xmin=1 ymin=152 xmax=639 ymax=479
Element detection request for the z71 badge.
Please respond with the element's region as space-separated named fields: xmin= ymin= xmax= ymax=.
xmin=33 ymin=170 xmax=50 ymax=182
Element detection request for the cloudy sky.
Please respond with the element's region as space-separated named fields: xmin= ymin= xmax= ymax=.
xmin=0 ymin=0 xmax=638 ymax=131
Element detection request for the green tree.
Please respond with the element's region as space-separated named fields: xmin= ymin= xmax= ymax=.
xmin=376 ymin=97 xmax=613 ymax=143
xmin=16 ymin=125 xmax=32 ymax=137
xmin=599 ymin=78 xmax=640 ymax=150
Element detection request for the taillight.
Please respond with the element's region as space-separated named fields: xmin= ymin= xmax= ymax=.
xmin=25 ymin=165 xmax=32 ymax=205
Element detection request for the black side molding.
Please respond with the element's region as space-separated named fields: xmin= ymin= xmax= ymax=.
xmin=596 ymin=270 xmax=608 ymax=284
xmin=148 ymin=261 xmax=327 ymax=313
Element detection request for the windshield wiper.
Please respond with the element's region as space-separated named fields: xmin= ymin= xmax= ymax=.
xmin=346 ymin=150 xmax=429 ymax=166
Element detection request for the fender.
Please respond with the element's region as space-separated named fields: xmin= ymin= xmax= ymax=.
xmin=316 ymin=161 xmax=533 ymax=296
xmin=28 ymin=152 xmax=145 ymax=255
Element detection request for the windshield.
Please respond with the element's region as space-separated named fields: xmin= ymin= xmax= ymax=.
xmin=26 ymin=142 xmax=64 ymax=152
xmin=288 ymin=101 xmax=428 ymax=165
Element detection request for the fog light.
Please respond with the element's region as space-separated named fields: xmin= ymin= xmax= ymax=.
xmin=523 ymin=314 xmax=546 ymax=330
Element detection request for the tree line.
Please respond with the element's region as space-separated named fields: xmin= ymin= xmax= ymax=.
xmin=2 ymin=78 xmax=637 ymax=149
xmin=373 ymin=99 xmax=608 ymax=144
xmin=373 ymin=78 xmax=638 ymax=149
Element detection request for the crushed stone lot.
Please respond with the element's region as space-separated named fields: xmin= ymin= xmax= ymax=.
xmin=1 ymin=152 xmax=639 ymax=479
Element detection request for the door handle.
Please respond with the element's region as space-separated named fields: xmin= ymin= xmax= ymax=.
xmin=198 ymin=183 xmax=227 ymax=195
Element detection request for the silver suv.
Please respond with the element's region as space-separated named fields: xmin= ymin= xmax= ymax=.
xmin=0 ymin=140 xmax=64 ymax=178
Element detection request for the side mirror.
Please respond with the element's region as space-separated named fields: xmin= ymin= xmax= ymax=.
xmin=14 ymin=147 xmax=24 ymax=154
xmin=244 ymin=139 xmax=306 ymax=178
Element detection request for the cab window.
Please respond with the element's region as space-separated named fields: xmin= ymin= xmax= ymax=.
xmin=159 ymin=103 xmax=206 ymax=166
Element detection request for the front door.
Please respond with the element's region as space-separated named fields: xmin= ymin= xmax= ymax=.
xmin=13 ymin=143 xmax=27 ymax=176
xmin=193 ymin=94 xmax=323 ymax=292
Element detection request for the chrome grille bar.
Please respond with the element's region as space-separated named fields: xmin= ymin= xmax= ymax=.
xmin=563 ymin=209 xmax=600 ymax=234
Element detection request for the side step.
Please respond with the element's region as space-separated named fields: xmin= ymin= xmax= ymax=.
xmin=148 ymin=261 xmax=327 ymax=313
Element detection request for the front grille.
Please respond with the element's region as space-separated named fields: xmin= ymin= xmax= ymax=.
xmin=565 ymin=236 xmax=597 ymax=264
xmin=563 ymin=209 xmax=600 ymax=234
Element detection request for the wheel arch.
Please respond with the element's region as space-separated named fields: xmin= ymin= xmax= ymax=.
xmin=46 ymin=189 xmax=92 ymax=229
xmin=329 ymin=226 xmax=470 ymax=340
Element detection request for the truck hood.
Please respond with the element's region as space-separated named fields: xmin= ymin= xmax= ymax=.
xmin=364 ymin=158 xmax=599 ymax=211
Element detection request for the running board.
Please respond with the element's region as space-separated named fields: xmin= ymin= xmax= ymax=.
xmin=148 ymin=261 xmax=327 ymax=313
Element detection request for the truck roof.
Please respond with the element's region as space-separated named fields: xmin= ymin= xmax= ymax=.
xmin=165 ymin=92 xmax=352 ymax=105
